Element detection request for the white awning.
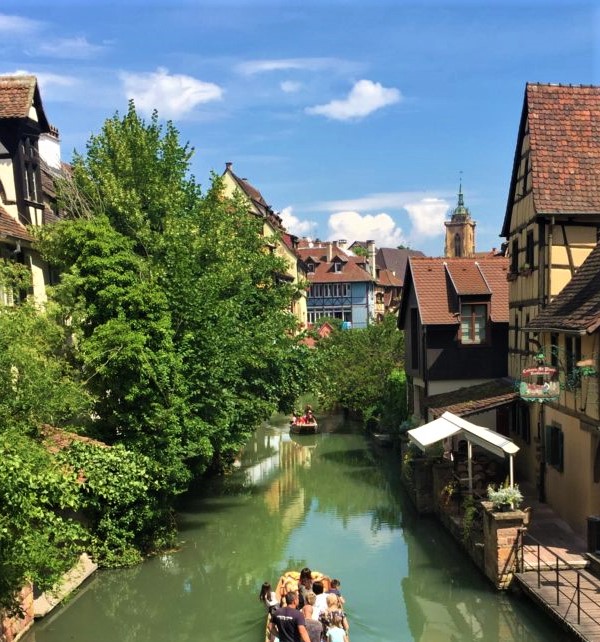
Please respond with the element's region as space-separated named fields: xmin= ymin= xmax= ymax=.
xmin=407 ymin=411 xmax=520 ymax=490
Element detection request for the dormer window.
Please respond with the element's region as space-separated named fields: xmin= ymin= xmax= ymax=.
xmin=460 ymin=303 xmax=487 ymax=344
xmin=333 ymin=260 xmax=342 ymax=273
xmin=307 ymin=262 xmax=315 ymax=273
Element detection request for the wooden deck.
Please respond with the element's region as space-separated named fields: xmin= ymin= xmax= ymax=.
xmin=514 ymin=568 xmax=600 ymax=641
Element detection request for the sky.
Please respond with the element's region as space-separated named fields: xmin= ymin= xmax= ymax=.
xmin=2 ymin=1 xmax=598 ymax=255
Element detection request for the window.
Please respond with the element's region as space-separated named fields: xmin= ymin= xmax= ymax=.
xmin=306 ymin=262 xmax=315 ymax=273
xmin=410 ymin=308 xmax=419 ymax=370
xmin=546 ymin=423 xmax=564 ymax=471
xmin=20 ymin=137 xmax=41 ymax=203
xmin=454 ymin=233 xmax=462 ymax=257
xmin=525 ymin=230 xmax=534 ymax=268
xmin=565 ymin=335 xmax=582 ymax=389
xmin=460 ymin=304 xmax=487 ymax=344
xmin=333 ymin=261 xmax=342 ymax=273
xmin=511 ymin=239 xmax=519 ymax=274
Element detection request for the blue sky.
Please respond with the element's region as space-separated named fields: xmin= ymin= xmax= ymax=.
xmin=3 ymin=1 xmax=598 ymax=255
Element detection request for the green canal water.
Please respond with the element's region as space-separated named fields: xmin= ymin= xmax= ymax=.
xmin=23 ymin=414 xmax=558 ymax=642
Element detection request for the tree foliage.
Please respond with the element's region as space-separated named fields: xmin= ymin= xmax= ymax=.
xmin=315 ymin=314 xmax=404 ymax=421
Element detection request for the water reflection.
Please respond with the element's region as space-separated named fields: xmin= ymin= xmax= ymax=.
xmin=23 ymin=416 xmax=556 ymax=642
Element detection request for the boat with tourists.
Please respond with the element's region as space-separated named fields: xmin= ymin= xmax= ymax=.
xmin=290 ymin=406 xmax=318 ymax=435
xmin=263 ymin=569 xmax=348 ymax=642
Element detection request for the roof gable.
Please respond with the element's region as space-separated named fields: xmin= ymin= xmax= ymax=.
xmin=0 ymin=75 xmax=50 ymax=131
xmin=401 ymin=257 xmax=509 ymax=326
xmin=503 ymin=83 xmax=600 ymax=236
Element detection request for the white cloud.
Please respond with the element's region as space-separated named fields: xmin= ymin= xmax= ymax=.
xmin=0 ymin=14 xmax=41 ymax=34
xmin=236 ymin=57 xmax=348 ymax=76
xmin=311 ymin=191 xmax=438 ymax=213
xmin=280 ymin=206 xmax=317 ymax=237
xmin=306 ymin=79 xmax=401 ymax=121
xmin=280 ymin=80 xmax=302 ymax=94
xmin=120 ymin=67 xmax=223 ymax=119
xmin=327 ymin=211 xmax=406 ymax=248
xmin=34 ymin=36 xmax=106 ymax=60
xmin=8 ymin=69 xmax=77 ymax=90
xmin=404 ymin=198 xmax=449 ymax=238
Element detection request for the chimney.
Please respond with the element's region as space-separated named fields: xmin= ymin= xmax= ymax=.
xmin=366 ymin=239 xmax=376 ymax=277
xmin=39 ymin=127 xmax=61 ymax=170
xmin=225 ymin=162 xmax=232 ymax=171
xmin=337 ymin=239 xmax=347 ymax=251
xmin=327 ymin=241 xmax=333 ymax=262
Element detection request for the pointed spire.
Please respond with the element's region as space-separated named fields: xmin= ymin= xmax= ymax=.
xmin=451 ymin=172 xmax=469 ymax=220
xmin=457 ymin=176 xmax=464 ymax=208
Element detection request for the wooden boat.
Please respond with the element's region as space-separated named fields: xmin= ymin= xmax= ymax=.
xmin=264 ymin=570 xmax=332 ymax=642
xmin=290 ymin=418 xmax=319 ymax=435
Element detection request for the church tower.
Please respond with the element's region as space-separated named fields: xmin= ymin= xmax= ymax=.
xmin=444 ymin=181 xmax=476 ymax=257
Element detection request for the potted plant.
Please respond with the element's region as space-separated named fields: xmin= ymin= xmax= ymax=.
xmin=487 ymin=483 xmax=524 ymax=512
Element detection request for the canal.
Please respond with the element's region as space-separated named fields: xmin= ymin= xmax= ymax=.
xmin=23 ymin=414 xmax=558 ymax=642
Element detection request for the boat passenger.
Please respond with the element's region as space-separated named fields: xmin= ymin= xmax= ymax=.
xmin=325 ymin=612 xmax=348 ymax=642
xmin=322 ymin=593 xmax=349 ymax=634
xmin=270 ymin=591 xmax=311 ymax=642
xmin=298 ymin=567 xmax=313 ymax=607
xmin=327 ymin=579 xmax=345 ymax=606
xmin=281 ymin=580 xmax=297 ymax=606
xmin=259 ymin=581 xmax=279 ymax=614
xmin=312 ymin=580 xmax=328 ymax=620
xmin=301 ymin=592 xmax=323 ymax=642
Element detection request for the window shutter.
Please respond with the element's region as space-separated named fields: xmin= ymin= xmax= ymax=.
xmin=545 ymin=425 xmax=552 ymax=464
xmin=558 ymin=429 xmax=564 ymax=472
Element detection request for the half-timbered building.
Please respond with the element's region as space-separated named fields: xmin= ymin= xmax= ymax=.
xmin=502 ymin=83 xmax=600 ymax=536
xmin=0 ymin=75 xmax=60 ymax=304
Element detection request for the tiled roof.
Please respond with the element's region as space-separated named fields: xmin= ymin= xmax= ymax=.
xmin=0 ymin=206 xmax=33 ymax=241
xmin=407 ymin=257 xmax=509 ymax=325
xmin=297 ymin=245 xmax=374 ymax=283
xmin=526 ymin=242 xmax=600 ymax=334
xmin=0 ymin=75 xmax=36 ymax=118
xmin=0 ymin=75 xmax=50 ymax=132
xmin=377 ymin=267 xmax=402 ymax=288
xmin=426 ymin=379 xmax=518 ymax=418
xmin=377 ymin=247 xmax=425 ymax=286
xmin=503 ymin=83 xmax=600 ymax=235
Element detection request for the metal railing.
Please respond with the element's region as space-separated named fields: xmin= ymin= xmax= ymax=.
xmin=517 ymin=529 xmax=600 ymax=628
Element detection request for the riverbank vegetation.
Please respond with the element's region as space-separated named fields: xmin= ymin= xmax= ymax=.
xmin=0 ymin=104 xmax=315 ymax=611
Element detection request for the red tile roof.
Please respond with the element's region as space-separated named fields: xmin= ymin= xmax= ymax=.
xmin=0 ymin=75 xmax=50 ymax=131
xmin=297 ymin=245 xmax=374 ymax=283
xmin=503 ymin=83 xmax=600 ymax=235
xmin=0 ymin=206 xmax=33 ymax=241
xmin=376 ymin=247 xmax=425 ymax=286
xmin=376 ymin=267 xmax=402 ymax=288
xmin=407 ymin=257 xmax=509 ymax=325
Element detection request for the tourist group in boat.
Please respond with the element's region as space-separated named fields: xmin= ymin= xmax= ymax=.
xmin=260 ymin=567 xmax=349 ymax=642
xmin=290 ymin=405 xmax=319 ymax=435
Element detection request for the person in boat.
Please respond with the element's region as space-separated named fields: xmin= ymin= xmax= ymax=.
xmin=297 ymin=567 xmax=313 ymax=607
xmin=321 ymin=593 xmax=349 ymax=635
xmin=326 ymin=579 xmax=345 ymax=606
xmin=325 ymin=612 xmax=348 ymax=642
xmin=304 ymin=405 xmax=314 ymax=423
xmin=259 ymin=581 xmax=278 ymax=614
xmin=311 ymin=580 xmax=328 ymax=620
xmin=270 ymin=591 xmax=311 ymax=642
xmin=300 ymin=592 xmax=323 ymax=642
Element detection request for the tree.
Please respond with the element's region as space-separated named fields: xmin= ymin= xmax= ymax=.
xmin=315 ymin=314 xmax=404 ymax=420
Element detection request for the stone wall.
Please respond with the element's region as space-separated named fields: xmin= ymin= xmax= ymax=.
xmin=0 ymin=585 xmax=34 ymax=642
xmin=482 ymin=501 xmax=525 ymax=589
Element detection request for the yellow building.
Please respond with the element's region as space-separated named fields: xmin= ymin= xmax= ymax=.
xmin=502 ymin=83 xmax=600 ymax=537
xmin=221 ymin=163 xmax=307 ymax=329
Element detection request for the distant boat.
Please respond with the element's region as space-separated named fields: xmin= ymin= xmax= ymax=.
xmin=372 ymin=432 xmax=394 ymax=447
xmin=290 ymin=416 xmax=318 ymax=435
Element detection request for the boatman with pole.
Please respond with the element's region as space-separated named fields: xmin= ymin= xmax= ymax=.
xmin=270 ymin=591 xmax=311 ymax=642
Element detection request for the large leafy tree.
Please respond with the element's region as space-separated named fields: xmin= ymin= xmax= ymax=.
xmin=315 ymin=314 xmax=405 ymax=420
xmin=39 ymin=102 xmax=311 ymax=480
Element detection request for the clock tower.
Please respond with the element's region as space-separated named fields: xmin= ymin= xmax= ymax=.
xmin=444 ymin=182 xmax=476 ymax=257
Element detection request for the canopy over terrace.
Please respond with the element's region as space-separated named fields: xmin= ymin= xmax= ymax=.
xmin=407 ymin=411 xmax=520 ymax=492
